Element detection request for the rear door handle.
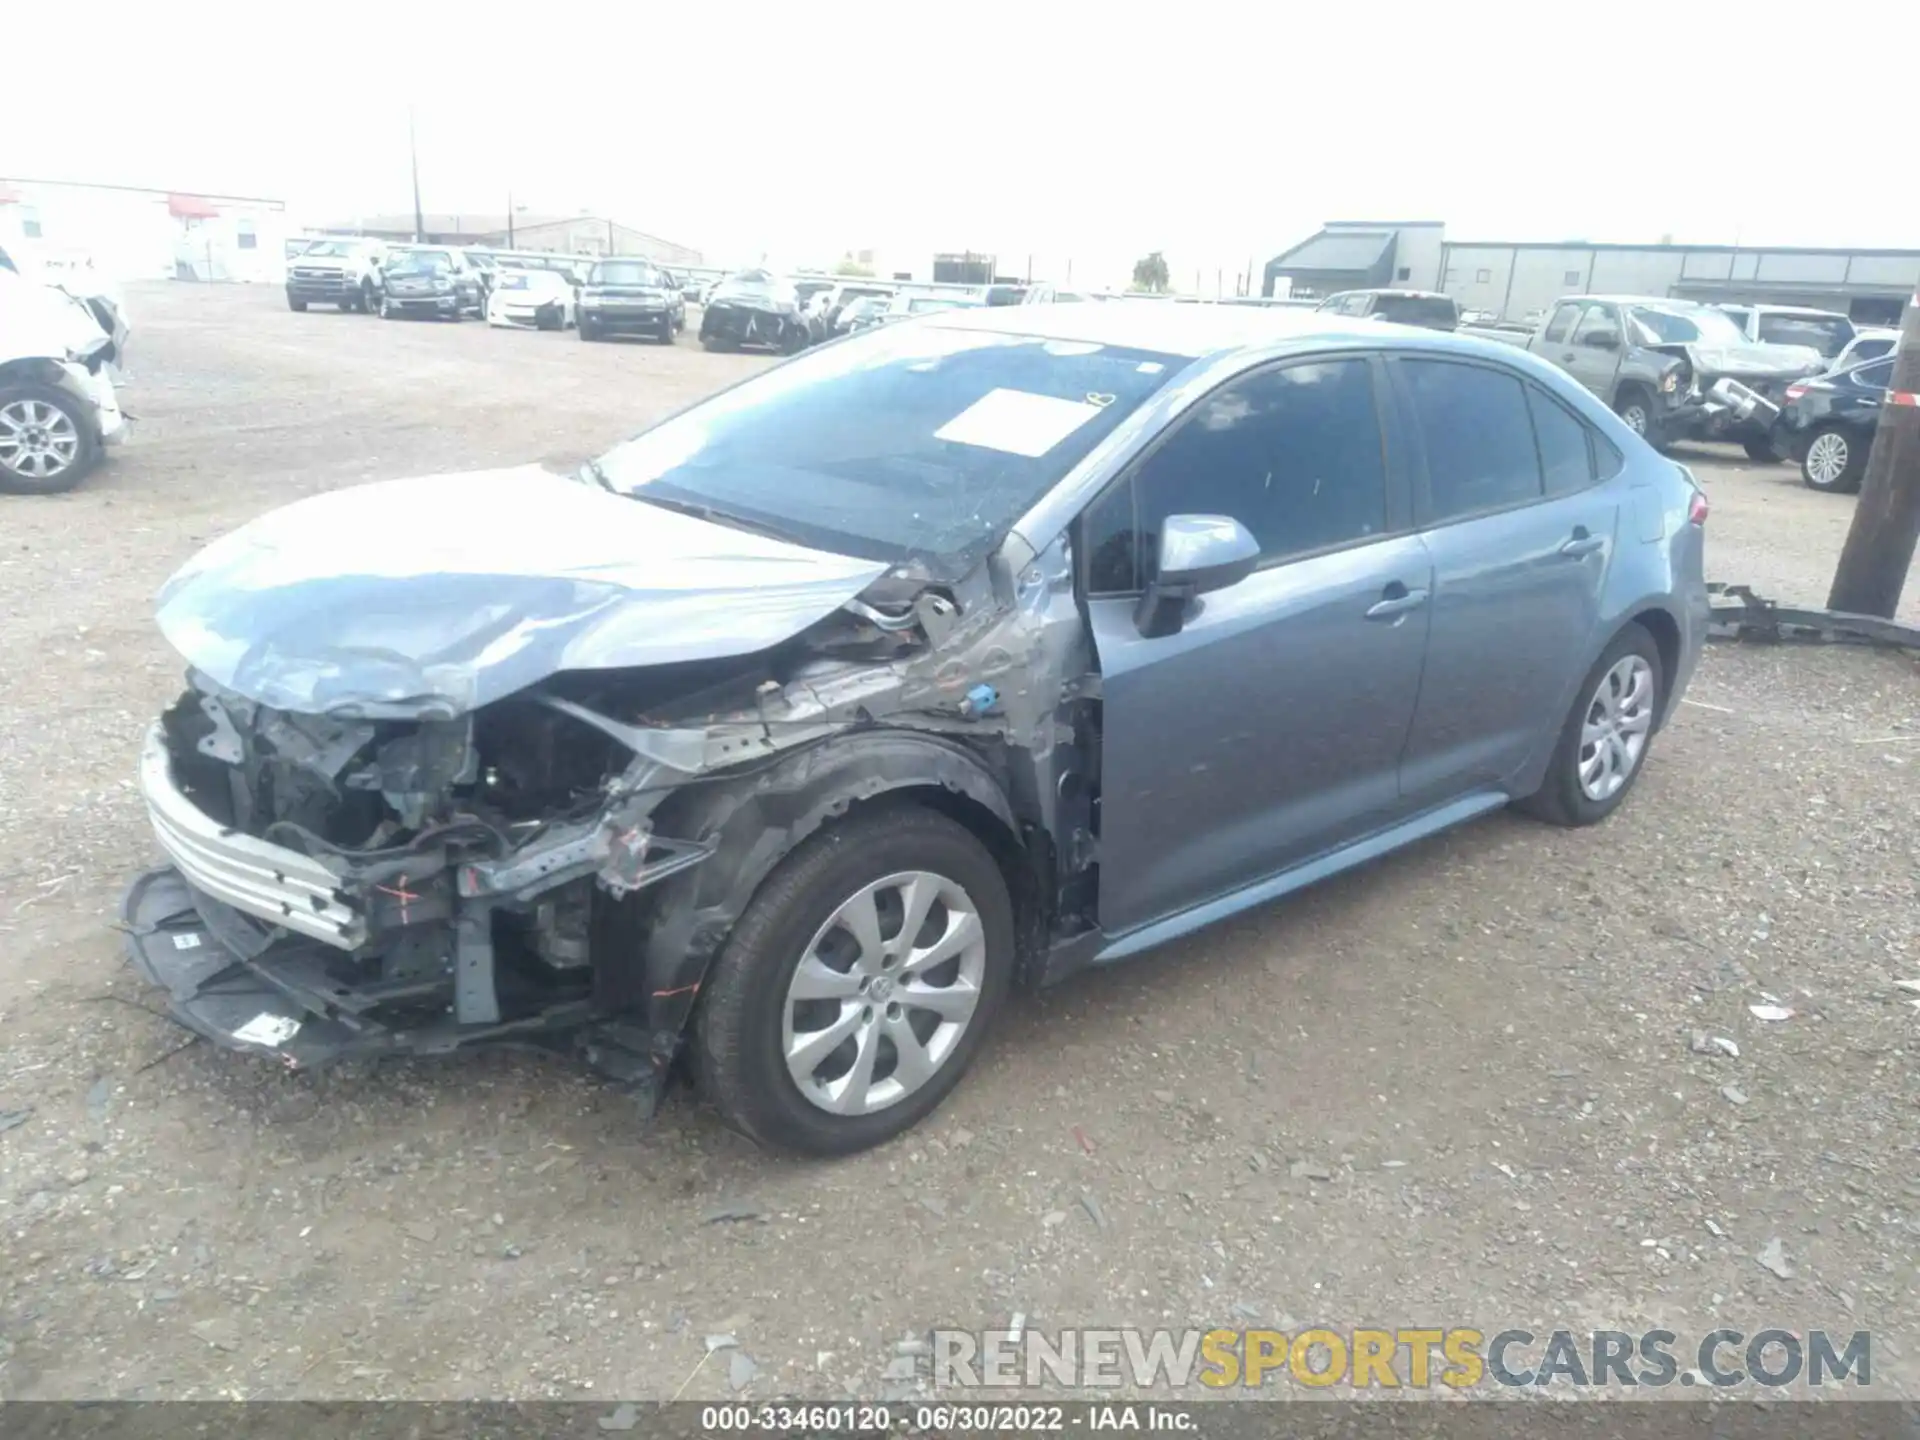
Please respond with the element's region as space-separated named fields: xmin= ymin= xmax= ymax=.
xmin=1559 ymin=529 xmax=1606 ymax=559
xmin=1365 ymin=582 xmax=1430 ymax=621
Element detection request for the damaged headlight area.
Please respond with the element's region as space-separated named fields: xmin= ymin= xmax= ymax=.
xmin=125 ymin=658 xmax=793 ymax=1082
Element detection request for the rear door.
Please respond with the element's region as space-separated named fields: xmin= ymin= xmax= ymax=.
xmin=1388 ymin=357 xmax=1622 ymax=804
xmin=1082 ymin=354 xmax=1431 ymax=936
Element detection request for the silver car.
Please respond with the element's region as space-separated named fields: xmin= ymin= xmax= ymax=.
xmin=124 ymin=304 xmax=1709 ymax=1155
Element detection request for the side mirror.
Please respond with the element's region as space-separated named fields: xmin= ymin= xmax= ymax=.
xmin=1134 ymin=514 xmax=1260 ymax=638
xmin=1582 ymin=330 xmax=1621 ymax=351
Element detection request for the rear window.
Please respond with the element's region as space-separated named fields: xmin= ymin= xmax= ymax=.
xmin=1756 ymin=313 xmax=1850 ymax=357
xmin=1373 ymin=294 xmax=1459 ymax=329
xmin=1399 ymin=360 xmax=1543 ymax=521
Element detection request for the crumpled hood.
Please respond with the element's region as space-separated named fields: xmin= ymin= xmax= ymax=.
xmin=155 ymin=466 xmax=890 ymax=717
xmin=1681 ymin=343 xmax=1824 ymax=380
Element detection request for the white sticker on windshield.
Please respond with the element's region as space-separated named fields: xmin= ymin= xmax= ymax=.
xmin=935 ymin=389 xmax=1106 ymax=458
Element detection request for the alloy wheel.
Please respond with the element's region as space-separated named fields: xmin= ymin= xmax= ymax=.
xmin=1620 ymin=403 xmax=1648 ymax=435
xmin=1806 ymin=431 xmax=1849 ymax=487
xmin=782 ymin=870 xmax=987 ymax=1116
xmin=1578 ymin=655 xmax=1655 ymax=801
xmin=0 ymin=399 xmax=81 ymax=482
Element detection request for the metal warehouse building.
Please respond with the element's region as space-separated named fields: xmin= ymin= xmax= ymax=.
xmin=1265 ymin=220 xmax=1920 ymax=326
xmin=0 ymin=177 xmax=291 ymax=283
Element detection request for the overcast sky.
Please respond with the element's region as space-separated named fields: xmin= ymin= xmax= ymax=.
xmin=6 ymin=1 xmax=1914 ymax=289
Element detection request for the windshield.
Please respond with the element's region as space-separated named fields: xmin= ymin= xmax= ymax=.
xmin=714 ymin=272 xmax=794 ymax=305
xmin=1628 ymin=306 xmax=1746 ymax=346
xmin=1373 ymin=294 xmax=1458 ymax=328
xmin=300 ymin=240 xmax=359 ymax=258
xmin=387 ymin=251 xmax=453 ymax=277
xmin=1756 ymin=313 xmax=1851 ymax=357
xmin=592 ymin=260 xmax=665 ymax=287
xmin=592 ymin=323 xmax=1181 ymax=573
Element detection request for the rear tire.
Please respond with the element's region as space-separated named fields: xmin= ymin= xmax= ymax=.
xmin=694 ymin=805 xmax=1014 ymax=1156
xmin=1516 ymin=623 xmax=1663 ymax=828
xmin=1800 ymin=424 xmax=1865 ymax=494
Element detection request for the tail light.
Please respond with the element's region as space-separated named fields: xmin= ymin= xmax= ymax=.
xmin=1688 ymin=491 xmax=1710 ymax=526
xmin=1784 ymin=383 xmax=1808 ymax=402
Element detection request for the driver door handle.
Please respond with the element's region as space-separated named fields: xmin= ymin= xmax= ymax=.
xmin=1559 ymin=527 xmax=1605 ymax=559
xmin=1365 ymin=581 xmax=1430 ymax=621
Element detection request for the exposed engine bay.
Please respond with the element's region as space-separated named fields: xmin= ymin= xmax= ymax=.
xmin=124 ymin=529 xmax=1103 ymax=1106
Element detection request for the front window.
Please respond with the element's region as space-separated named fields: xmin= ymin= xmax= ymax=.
xmin=592 ymin=323 xmax=1181 ymax=575
xmin=1755 ymin=312 xmax=1851 ymax=358
xmin=1627 ymin=306 xmax=1746 ymax=347
xmin=591 ymin=260 xmax=666 ymax=287
xmin=300 ymin=240 xmax=357 ymax=258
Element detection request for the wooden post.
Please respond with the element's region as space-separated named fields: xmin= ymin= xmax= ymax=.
xmin=1827 ymin=291 xmax=1920 ymax=617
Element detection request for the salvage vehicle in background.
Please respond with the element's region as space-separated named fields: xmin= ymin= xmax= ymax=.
xmin=879 ymin=293 xmax=985 ymax=325
xmin=0 ymin=267 xmax=129 ymax=494
xmin=700 ymin=270 xmax=810 ymax=353
xmin=806 ymin=281 xmax=895 ymax=343
xmin=286 ymin=238 xmax=389 ymax=314
xmin=578 ymin=258 xmax=684 ymax=343
xmin=1775 ymin=355 xmax=1892 ymax=493
xmin=122 ymin=304 xmax=1706 ymax=1155
xmin=1825 ymin=326 xmax=1900 ymax=374
xmin=1714 ymin=303 xmax=1853 ymax=363
xmin=1314 ymin=289 xmax=1460 ymax=331
xmin=834 ymin=295 xmax=893 ymax=334
xmin=1476 ymin=296 xmax=1825 ymax=458
xmin=378 ymin=247 xmax=483 ymax=321
xmin=486 ymin=268 xmax=576 ymax=331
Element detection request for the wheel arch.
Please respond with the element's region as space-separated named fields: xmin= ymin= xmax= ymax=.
xmin=0 ymin=357 xmax=80 ymax=393
xmin=600 ymin=730 xmax=1027 ymax=1048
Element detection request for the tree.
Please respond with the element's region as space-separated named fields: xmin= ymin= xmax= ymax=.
xmin=833 ymin=257 xmax=874 ymax=277
xmin=1131 ymin=251 xmax=1170 ymax=294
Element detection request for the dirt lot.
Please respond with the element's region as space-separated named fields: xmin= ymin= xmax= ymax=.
xmin=1 ymin=283 xmax=1916 ymax=1402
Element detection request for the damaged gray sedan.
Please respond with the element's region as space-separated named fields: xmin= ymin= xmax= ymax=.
xmin=124 ymin=305 xmax=1708 ymax=1154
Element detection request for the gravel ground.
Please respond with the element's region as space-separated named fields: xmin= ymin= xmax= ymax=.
xmin=0 ymin=283 xmax=1915 ymax=1403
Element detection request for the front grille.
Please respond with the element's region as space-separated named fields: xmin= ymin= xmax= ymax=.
xmin=291 ymin=268 xmax=351 ymax=286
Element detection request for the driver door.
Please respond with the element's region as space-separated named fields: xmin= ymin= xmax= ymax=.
xmin=1080 ymin=354 xmax=1432 ymax=938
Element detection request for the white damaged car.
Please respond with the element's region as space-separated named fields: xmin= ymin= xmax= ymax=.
xmin=0 ymin=266 xmax=129 ymax=494
xmin=486 ymin=268 xmax=577 ymax=331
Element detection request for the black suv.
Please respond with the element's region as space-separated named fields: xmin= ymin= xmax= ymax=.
xmin=1776 ymin=356 xmax=1893 ymax=493
xmin=578 ymin=259 xmax=686 ymax=343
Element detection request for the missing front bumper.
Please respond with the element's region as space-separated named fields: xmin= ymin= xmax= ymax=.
xmin=121 ymin=865 xmax=660 ymax=1103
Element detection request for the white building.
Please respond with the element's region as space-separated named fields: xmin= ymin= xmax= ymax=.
xmin=0 ymin=177 xmax=292 ymax=284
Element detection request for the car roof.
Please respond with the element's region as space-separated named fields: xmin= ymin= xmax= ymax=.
xmin=1341 ymin=288 xmax=1451 ymax=300
xmin=1742 ymin=303 xmax=1850 ymax=318
xmin=1578 ymin=294 xmax=1710 ymax=308
xmin=927 ymin=300 xmax=1487 ymax=360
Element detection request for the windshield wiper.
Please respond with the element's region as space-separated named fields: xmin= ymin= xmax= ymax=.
xmin=627 ymin=491 xmax=814 ymax=548
xmin=580 ymin=457 xmax=615 ymax=492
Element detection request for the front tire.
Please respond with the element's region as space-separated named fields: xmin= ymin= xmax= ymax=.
xmin=287 ymin=295 xmax=308 ymax=312
xmin=1800 ymin=425 xmax=1865 ymax=493
xmin=1742 ymin=435 xmax=1782 ymax=464
xmin=1517 ymin=623 xmax=1663 ymax=828
xmin=695 ymin=805 xmax=1015 ymax=1156
xmin=1613 ymin=386 xmax=1660 ymax=448
xmin=578 ymin=317 xmax=598 ymax=341
xmin=0 ymin=383 xmax=100 ymax=495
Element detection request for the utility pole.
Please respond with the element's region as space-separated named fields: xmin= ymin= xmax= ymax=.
xmin=507 ymin=191 xmax=515 ymax=249
xmin=408 ymin=106 xmax=426 ymax=243
xmin=1827 ymin=289 xmax=1920 ymax=618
